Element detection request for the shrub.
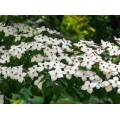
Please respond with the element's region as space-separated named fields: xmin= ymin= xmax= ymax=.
xmin=0 ymin=20 xmax=120 ymax=104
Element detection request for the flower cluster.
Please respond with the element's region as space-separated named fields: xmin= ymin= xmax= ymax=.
xmin=0 ymin=23 xmax=120 ymax=95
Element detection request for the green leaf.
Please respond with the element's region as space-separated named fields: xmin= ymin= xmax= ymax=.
xmin=28 ymin=96 xmax=44 ymax=104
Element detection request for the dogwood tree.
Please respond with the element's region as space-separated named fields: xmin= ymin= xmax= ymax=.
xmin=0 ymin=18 xmax=120 ymax=104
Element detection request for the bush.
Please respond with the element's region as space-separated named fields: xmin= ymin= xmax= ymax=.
xmin=0 ymin=16 xmax=120 ymax=104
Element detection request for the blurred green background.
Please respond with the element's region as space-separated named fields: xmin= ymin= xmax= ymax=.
xmin=1 ymin=15 xmax=120 ymax=43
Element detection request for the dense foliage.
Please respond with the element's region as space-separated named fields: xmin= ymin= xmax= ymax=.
xmin=0 ymin=16 xmax=120 ymax=104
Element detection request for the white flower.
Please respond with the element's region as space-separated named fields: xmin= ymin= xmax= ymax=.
xmin=34 ymin=75 xmax=44 ymax=89
xmin=3 ymin=27 xmax=14 ymax=36
xmin=117 ymin=88 xmax=120 ymax=94
xmin=81 ymin=81 xmax=97 ymax=94
xmin=96 ymin=48 xmax=104 ymax=54
xmin=108 ymin=77 xmax=120 ymax=88
xmin=81 ymin=56 xmax=94 ymax=69
xmin=81 ymin=45 xmax=93 ymax=54
xmin=64 ymin=66 xmax=72 ymax=80
xmin=17 ymin=72 xmax=27 ymax=83
xmin=49 ymin=69 xmax=64 ymax=81
xmin=102 ymin=81 xmax=112 ymax=92
xmin=14 ymin=35 xmax=21 ymax=42
xmin=101 ymin=40 xmax=111 ymax=49
xmin=114 ymin=36 xmax=120 ymax=44
xmin=28 ymin=67 xmax=38 ymax=79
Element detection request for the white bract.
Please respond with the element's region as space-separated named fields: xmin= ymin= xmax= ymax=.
xmin=81 ymin=81 xmax=97 ymax=94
